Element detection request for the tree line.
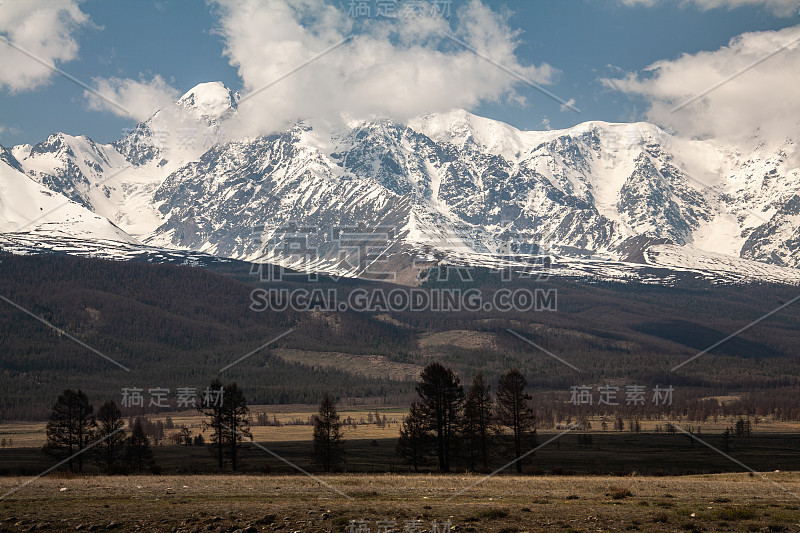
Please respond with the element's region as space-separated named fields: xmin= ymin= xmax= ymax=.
xmin=44 ymin=389 xmax=152 ymax=473
xmin=396 ymin=362 xmax=537 ymax=473
xmin=36 ymin=364 xmax=791 ymax=476
xmin=43 ymin=380 xmax=350 ymax=474
xmin=308 ymin=362 xmax=541 ymax=474
xmin=44 ymin=380 xmax=252 ymax=473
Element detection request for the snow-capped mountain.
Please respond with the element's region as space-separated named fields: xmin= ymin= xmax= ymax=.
xmin=8 ymin=82 xmax=239 ymax=239
xmin=1 ymin=81 xmax=799 ymax=286
xmin=0 ymin=145 xmax=133 ymax=242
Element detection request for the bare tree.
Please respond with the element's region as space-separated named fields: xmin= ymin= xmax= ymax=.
xmin=95 ymin=400 xmax=125 ymax=472
xmin=179 ymin=427 xmax=192 ymax=445
xmin=125 ymin=417 xmax=152 ymax=473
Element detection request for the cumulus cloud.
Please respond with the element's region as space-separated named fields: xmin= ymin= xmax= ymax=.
xmin=600 ymin=25 xmax=800 ymax=145
xmin=213 ymin=0 xmax=559 ymax=136
xmin=0 ymin=0 xmax=91 ymax=91
xmin=618 ymin=0 xmax=799 ymax=16
xmin=83 ymin=75 xmax=181 ymax=121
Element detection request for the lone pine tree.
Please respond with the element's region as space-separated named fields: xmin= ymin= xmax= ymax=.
xmin=312 ymin=393 xmax=345 ymax=472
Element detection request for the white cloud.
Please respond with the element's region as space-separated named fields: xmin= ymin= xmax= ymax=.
xmin=619 ymin=0 xmax=798 ymax=16
xmin=601 ymin=25 xmax=800 ymax=146
xmin=84 ymin=75 xmax=181 ymax=121
xmin=0 ymin=124 xmax=20 ymax=137
xmin=0 ymin=0 xmax=91 ymax=91
xmin=560 ymin=98 xmax=577 ymax=113
xmin=213 ymin=0 xmax=559 ymax=136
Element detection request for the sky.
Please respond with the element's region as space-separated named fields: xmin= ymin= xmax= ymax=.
xmin=0 ymin=0 xmax=798 ymax=147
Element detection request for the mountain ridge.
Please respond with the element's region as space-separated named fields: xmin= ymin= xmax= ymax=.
xmin=1 ymin=81 xmax=799 ymax=285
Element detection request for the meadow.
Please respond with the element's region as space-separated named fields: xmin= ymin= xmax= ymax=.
xmin=3 ymin=408 xmax=800 ymax=476
xmin=2 ymin=472 xmax=800 ymax=532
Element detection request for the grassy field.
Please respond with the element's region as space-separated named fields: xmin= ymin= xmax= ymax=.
xmin=2 ymin=472 xmax=800 ymax=532
xmin=3 ymin=406 xmax=797 ymax=448
xmin=0 ymin=407 xmax=407 ymax=448
xmin=3 ymin=409 xmax=800 ymax=477
xmin=3 ymin=409 xmax=800 ymax=530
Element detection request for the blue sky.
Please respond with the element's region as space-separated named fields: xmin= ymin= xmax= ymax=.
xmin=1 ymin=0 xmax=798 ymax=146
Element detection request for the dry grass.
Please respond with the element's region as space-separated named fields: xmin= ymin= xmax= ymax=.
xmin=0 ymin=408 xmax=408 ymax=448
xmin=606 ymin=485 xmax=633 ymax=499
xmin=1 ymin=472 xmax=799 ymax=531
xmin=4 ymin=412 xmax=800 ymax=451
xmin=0 ymin=421 xmax=49 ymax=448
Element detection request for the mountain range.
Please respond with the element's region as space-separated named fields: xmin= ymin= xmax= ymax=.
xmin=2 ymin=81 xmax=799 ymax=286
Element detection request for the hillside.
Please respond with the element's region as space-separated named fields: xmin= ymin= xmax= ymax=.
xmin=1 ymin=253 xmax=799 ymax=419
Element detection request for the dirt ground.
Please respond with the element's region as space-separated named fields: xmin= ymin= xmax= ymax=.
xmin=2 ymin=472 xmax=800 ymax=532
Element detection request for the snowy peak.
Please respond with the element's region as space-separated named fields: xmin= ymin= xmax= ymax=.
xmin=0 ymin=151 xmax=135 ymax=243
xmin=112 ymin=82 xmax=239 ymax=173
xmin=11 ymin=132 xmax=121 ymax=210
xmin=132 ymin=110 xmax=800 ymax=276
xmin=176 ymin=81 xmax=237 ymax=119
xmin=4 ymin=92 xmax=800 ymax=285
xmin=408 ymin=109 xmax=541 ymax=161
xmin=408 ymin=110 xmax=672 ymax=163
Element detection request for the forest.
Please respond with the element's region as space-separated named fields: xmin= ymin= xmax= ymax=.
xmin=1 ymin=252 xmax=800 ymax=420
